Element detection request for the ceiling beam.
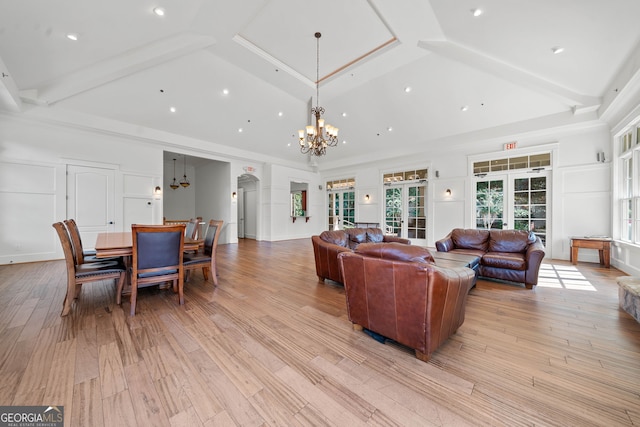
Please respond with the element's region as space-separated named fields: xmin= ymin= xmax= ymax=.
xmin=0 ymin=55 xmax=22 ymax=112
xmin=418 ymin=40 xmax=601 ymax=114
xmin=21 ymin=33 xmax=217 ymax=106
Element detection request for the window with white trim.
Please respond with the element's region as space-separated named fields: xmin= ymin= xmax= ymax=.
xmin=619 ymin=124 xmax=640 ymax=243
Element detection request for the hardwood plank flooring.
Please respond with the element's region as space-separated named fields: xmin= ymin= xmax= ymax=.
xmin=0 ymin=238 xmax=639 ymax=426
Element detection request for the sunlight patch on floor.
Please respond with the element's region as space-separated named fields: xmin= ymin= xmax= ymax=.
xmin=537 ymin=264 xmax=597 ymax=291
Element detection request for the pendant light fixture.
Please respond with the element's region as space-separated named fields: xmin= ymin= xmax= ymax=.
xmin=170 ymin=158 xmax=180 ymax=190
xmin=179 ymin=156 xmax=190 ymax=188
xmin=298 ymin=32 xmax=339 ymax=156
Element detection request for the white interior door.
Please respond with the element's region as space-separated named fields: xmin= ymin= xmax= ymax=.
xmin=67 ymin=164 xmax=115 ymax=250
xmin=238 ymin=187 xmax=245 ymax=238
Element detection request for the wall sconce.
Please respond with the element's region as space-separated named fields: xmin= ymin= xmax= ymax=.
xmin=232 ymin=191 xmax=237 ymax=199
xmin=445 ymin=189 xmax=452 ymax=196
xmin=365 ymin=194 xmax=370 ymax=201
xmin=154 ymin=186 xmax=162 ymax=196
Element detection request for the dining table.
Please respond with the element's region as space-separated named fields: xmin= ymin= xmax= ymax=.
xmin=94 ymin=231 xmax=203 ymax=295
xmin=94 ymin=232 xmax=202 ymax=258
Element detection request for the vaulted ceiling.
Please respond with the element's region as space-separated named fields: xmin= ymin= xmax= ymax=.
xmin=1 ymin=0 xmax=639 ymax=170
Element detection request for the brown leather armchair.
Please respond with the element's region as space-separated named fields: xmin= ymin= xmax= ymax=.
xmin=312 ymin=228 xmax=410 ymax=284
xmin=338 ymin=243 xmax=475 ymax=362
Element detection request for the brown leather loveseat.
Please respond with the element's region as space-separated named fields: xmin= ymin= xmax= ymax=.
xmin=312 ymin=228 xmax=410 ymax=284
xmin=338 ymin=243 xmax=475 ymax=361
xmin=435 ymin=228 xmax=545 ymax=289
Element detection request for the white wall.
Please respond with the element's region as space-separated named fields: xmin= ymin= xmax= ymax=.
xmin=0 ymin=113 xmax=163 ymax=263
xmin=163 ymin=161 xmax=196 ymax=221
xmin=265 ymin=164 xmax=324 ymax=241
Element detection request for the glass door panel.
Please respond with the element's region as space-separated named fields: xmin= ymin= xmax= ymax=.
xmin=513 ymin=176 xmax=547 ymax=244
xmin=328 ymin=192 xmax=339 ymax=230
xmin=475 ymin=179 xmax=504 ymax=229
xmin=385 ymin=184 xmax=427 ymax=244
xmin=342 ymin=191 xmax=355 ymax=227
xmin=385 ymin=187 xmax=402 ymax=236
xmin=327 ymin=190 xmax=355 ymax=230
xmin=474 ymin=173 xmax=549 ymax=246
xmin=407 ymin=185 xmax=426 ymax=239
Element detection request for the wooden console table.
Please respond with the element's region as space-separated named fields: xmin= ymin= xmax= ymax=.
xmin=570 ymin=237 xmax=612 ymax=268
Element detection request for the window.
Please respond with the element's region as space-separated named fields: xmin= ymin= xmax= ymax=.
xmin=383 ymin=168 xmax=427 ymax=183
xmin=618 ymin=123 xmax=640 ymax=244
xmin=473 ymin=153 xmax=550 ymax=174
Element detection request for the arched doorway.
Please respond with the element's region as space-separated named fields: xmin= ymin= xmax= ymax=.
xmin=237 ymin=174 xmax=259 ymax=239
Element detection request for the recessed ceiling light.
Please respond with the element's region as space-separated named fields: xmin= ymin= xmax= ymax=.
xmin=169 ymin=107 xmax=176 ymax=113
xmin=222 ymin=89 xmax=229 ymax=95
xmin=238 ymin=128 xmax=243 ymax=133
xmin=404 ymin=86 xmax=412 ymax=93
xmin=278 ymin=111 xmax=283 ymax=117
xmin=153 ymin=7 xmax=165 ymax=16
xmin=66 ymin=33 xmax=78 ymax=41
xmin=471 ymin=9 xmax=483 ymax=17
xmin=551 ymin=46 xmax=565 ymax=54
xmin=342 ymin=112 xmax=347 ymax=117
xmin=461 ymin=105 xmax=469 ymax=112
xmin=387 ymin=127 xmax=393 ymax=132
xmin=342 ymin=140 xmax=347 ymax=144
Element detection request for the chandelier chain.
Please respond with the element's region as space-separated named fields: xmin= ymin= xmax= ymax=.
xmin=316 ymin=32 xmax=320 ymax=108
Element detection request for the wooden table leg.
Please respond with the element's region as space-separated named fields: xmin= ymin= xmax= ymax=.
xmin=571 ymin=247 xmax=578 ymax=265
xmin=602 ymin=246 xmax=610 ymax=268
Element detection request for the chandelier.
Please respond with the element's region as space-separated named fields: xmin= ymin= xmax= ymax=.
xmin=169 ymin=157 xmax=190 ymax=190
xmin=298 ymin=32 xmax=339 ymax=156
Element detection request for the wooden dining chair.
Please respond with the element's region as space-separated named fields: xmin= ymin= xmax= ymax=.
xmin=53 ymin=222 xmax=126 ymax=316
xmin=121 ymin=224 xmax=185 ymax=316
xmin=64 ymin=218 xmax=99 ymax=263
xmin=183 ymin=219 xmax=223 ymax=285
xmin=185 ymin=218 xmax=200 ymax=240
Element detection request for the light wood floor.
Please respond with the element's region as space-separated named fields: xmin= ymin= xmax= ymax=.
xmin=0 ymin=239 xmax=639 ymax=427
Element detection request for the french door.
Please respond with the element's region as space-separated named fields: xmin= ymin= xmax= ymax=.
xmin=328 ymin=190 xmax=355 ymax=230
xmin=384 ymin=183 xmax=427 ymax=244
xmin=474 ymin=172 xmax=549 ymax=245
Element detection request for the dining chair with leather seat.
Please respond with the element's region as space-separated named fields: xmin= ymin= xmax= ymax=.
xmin=53 ymin=222 xmax=126 ymax=317
xmin=64 ymin=218 xmax=117 ymax=263
xmin=120 ymin=224 xmax=185 ymax=316
xmin=184 ymin=219 xmax=223 ymax=285
xmin=185 ymin=218 xmax=200 ymax=240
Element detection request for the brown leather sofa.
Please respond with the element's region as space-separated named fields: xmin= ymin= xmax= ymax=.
xmin=338 ymin=242 xmax=475 ymax=361
xmin=435 ymin=228 xmax=545 ymax=289
xmin=312 ymin=228 xmax=410 ymax=284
